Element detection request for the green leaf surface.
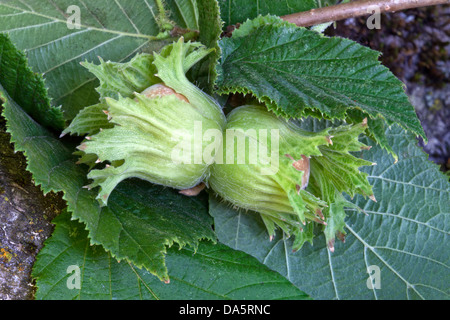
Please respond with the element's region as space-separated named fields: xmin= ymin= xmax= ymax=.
xmin=210 ymin=122 xmax=450 ymax=300
xmin=0 ymin=33 xmax=64 ymax=129
xmin=0 ymin=0 xmax=201 ymax=120
xmin=216 ymin=16 xmax=426 ymax=146
xmin=219 ymin=0 xmax=317 ymax=27
xmin=33 ymin=210 xmax=310 ymax=300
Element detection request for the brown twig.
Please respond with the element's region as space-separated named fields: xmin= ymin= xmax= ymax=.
xmin=281 ymin=0 xmax=450 ymax=27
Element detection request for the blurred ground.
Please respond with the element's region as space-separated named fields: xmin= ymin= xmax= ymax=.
xmin=0 ymin=4 xmax=449 ymax=300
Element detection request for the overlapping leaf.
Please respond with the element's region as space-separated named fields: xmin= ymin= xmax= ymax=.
xmin=33 ymin=210 xmax=310 ymax=300
xmin=0 ymin=34 xmax=64 ymax=129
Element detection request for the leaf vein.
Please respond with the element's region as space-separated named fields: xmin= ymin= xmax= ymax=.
xmin=368 ymin=176 xmax=449 ymax=193
xmin=42 ymin=34 xmax=124 ymax=74
xmin=345 ymin=224 xmax=426 ymax=300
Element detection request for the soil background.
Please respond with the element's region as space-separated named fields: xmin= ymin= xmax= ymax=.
xmin=0 ymin=4 xmax=449 ymax=300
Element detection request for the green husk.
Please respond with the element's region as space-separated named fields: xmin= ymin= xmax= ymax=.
xmin=209 ymin=105 xmax=375 ymax=251
xmin=68 ymin=38 xmax=226 ymax=206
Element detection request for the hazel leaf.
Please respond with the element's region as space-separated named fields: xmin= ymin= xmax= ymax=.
xmin=33 ymin=210 xmax=309 ymax=300
xmin=216 ymin=16 xmax=427 ymax=154
xmin=0 ymin=34 xmax=64 ymax=130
